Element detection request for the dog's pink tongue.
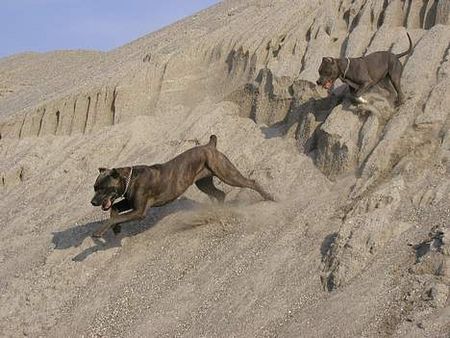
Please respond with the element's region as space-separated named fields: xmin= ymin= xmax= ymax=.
xmin=102 ymin=199 xmax=112 ymax=211
xmin=324 ymin=81 xmax=333 ymax=90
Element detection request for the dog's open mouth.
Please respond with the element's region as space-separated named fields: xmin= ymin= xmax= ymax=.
xmin=102 ymin=199 xmax=112 ymax=211
xmin=323 ymin=80 xmax=334 ymax=90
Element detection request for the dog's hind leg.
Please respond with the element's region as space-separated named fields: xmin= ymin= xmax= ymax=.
xmin=388 ymin=62 xmax=405 ymax=106
xmin=195 ymin=176 xmax=226 ymax=203
xmin=207 ymin=152 xmax=274 ymax=201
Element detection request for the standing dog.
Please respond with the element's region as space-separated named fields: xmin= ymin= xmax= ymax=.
xmin=316 ymin=32 xmax=413 ymax=106
xmin=90 ymin=135 xmax=274 ymax=237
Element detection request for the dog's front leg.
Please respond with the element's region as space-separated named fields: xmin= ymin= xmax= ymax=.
xmin=92 ymin=201 xmax=148 ymax=238
xmin=110 ymin=208 xmax=121 ymax=235
xmin=354 ymin=82 xmax=374 ymax=103
xmin=110 ymin=199 xmax=132 ymax=234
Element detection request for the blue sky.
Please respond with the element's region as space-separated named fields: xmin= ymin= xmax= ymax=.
xmin=0 ymin=0 xmax=220 ymax=58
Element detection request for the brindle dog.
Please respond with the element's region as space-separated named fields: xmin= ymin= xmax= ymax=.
xmin=91 ymin=135 xmax=274 ymax=237
xmin=316 ymin=32 xmax=413 ymax=106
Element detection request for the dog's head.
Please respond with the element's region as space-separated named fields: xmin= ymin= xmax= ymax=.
xmin=316 ymin=57 xmax=340 ymax=90
xmin=91 ymin=168 xmax=122 ymax=211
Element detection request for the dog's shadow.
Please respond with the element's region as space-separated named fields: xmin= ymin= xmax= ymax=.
xmin=52 ymin=197 xmax=200 ymax=262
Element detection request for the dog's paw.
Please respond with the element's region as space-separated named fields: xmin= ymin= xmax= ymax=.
xmin=355 ymin=96 xmax=368 ymax=104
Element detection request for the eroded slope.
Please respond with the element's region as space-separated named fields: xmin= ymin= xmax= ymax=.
xmin=1 ymin=0 xmax=450 ymax=337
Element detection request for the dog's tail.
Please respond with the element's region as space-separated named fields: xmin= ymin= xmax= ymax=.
xmin=208 ymin=135 xmax=217 ymax=148
xmin=396 ymin=32 xmax=413 ymax=58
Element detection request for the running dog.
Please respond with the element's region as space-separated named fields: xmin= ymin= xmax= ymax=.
xmin=91 ymin=135 xmax=274 ymax=237
xmin=317 ymin=32 xmax=413 ymax=106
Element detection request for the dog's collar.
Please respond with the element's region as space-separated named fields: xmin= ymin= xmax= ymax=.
xmin=341 ymin=57 xmax=350 ymax=80
xmin=121 ymin=167 xmax=133 ymax=198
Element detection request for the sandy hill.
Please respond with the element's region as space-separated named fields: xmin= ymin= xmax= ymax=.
xmin=1 ymin=0 xmax=450 ymax=336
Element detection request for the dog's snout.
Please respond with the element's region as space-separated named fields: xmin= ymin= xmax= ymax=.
xmin=316 ymin=80 xmax=320 ymax=85
xmin=91 ymin=198 xmax=99 ymax=206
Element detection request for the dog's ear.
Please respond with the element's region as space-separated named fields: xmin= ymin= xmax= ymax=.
xmin=323 ymin=57 xmax=334 ymax=63
xmin=110 ymin=168 xmax=120 ymax=179
xmin=98 ymin=167 xmax=108 ymax=173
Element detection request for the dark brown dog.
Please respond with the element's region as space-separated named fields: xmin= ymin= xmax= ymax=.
xmin=316 ymin=33 xmax=412 ymax=106
xmin=90 ymin=135 xmax=274 ymax=237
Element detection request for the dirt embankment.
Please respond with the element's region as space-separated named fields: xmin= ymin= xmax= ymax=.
xmin=1 ymin=0 xmax=450 ymax=337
